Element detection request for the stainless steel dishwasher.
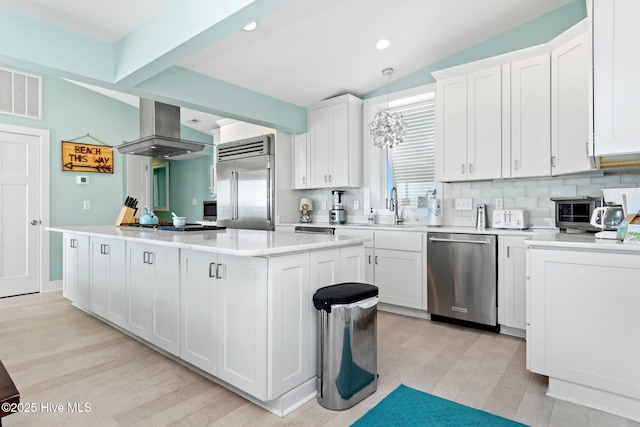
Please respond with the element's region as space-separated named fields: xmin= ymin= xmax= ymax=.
xmin=427 ymin=232 xmax=498 ymax=330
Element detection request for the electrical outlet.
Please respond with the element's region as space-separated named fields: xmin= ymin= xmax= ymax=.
xmin=192 ymin=198 xmax=197 ymax=205
xmin=495 ymin=198 xmax=504 ymax=209
xmin=454 ymin=198 xmax=473 ymax=211
xmin=353 ymin=200 xmax=359 ymax=210
xmin=321 ymin=201 xmax=327 ymax=210
xmin=83 ymin=200 xmax=91 ymax=210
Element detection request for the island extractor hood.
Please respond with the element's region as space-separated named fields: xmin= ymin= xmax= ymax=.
xmin=117 ymin=99 xmax=206 ymax=158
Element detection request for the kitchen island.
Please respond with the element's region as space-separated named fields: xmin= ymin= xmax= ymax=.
xmin=47 ymin=225 xmax=368 ymax=416
xmin=525 ymin=233 xmax=640 ymax=422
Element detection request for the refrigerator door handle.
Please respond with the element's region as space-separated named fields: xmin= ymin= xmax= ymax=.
xmin=230 ymin=171 xmax=236 ymax=220
xmin=266 ymin=166 xmax=272 ymax=225
xmin=234 ymin=171 xmax=239 ymax=220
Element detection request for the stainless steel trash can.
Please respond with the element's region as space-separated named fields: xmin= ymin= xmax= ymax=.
xmin=312 ymin=283 xmax=378 ymax=411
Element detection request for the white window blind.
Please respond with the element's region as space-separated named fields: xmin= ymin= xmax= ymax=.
xmin=387 ymin=100 xmax=436 ymax=206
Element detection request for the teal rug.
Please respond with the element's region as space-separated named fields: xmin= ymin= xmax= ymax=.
xmin=351 ymin=384 xmax=527 ymax=427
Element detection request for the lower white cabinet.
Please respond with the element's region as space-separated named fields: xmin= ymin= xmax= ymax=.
xmin=63 ymin=233 xmax=90 ymax=309
xmin=498 ymin=236 xmax=527 ymax=331
xmin=126 ymin=242 xmax=180 ymax=356
xmin=89 ymin=237 xmax=126 ymax=328
xmin=528 ymin=247 xmax=640 ymax=413
xmin=181 ymin=250 xmax=268 ymax=401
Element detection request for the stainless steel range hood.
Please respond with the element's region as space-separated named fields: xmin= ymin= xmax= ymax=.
xmin=117 ymin=99 xmax=206 ymax=158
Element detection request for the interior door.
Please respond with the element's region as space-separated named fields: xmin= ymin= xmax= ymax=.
xmin=0 ymin=130 xmax=40 ymax=297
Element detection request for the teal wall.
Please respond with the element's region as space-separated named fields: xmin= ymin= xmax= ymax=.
xmin=0 ymin=68 xmax=213 ymax=281
xmin=365 ymin=0 xmax=587 ymax=98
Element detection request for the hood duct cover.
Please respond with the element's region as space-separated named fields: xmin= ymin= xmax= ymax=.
xmin=117 ymin=99 xmax=206 ymax=158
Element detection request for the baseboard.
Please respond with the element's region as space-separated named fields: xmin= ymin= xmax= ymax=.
xmin=43 ymin=280 xmax=62 ymax=292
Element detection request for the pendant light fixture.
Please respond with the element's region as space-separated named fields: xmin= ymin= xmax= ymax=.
xmin=369 ymin=68 xmax=407 ymax=149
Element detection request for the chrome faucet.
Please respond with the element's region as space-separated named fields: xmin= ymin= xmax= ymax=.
xmin=388 ymin=187 xmax=404 ymax=225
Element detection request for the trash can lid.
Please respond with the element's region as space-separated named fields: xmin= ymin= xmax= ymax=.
xmin=313 ymin=283 xmax=378 ymax=312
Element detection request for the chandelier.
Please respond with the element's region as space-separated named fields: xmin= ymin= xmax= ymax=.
xmin=369 ymin=68 xmax=407 ymax=149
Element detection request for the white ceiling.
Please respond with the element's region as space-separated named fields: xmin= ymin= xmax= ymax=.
xmin=0 ymin=0 xmax=573 ymax=129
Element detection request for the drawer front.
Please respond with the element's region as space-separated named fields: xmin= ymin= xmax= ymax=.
xmin=335 ymin=228 xmax=374 ymax=248
xmin=375 ymin=230 xmax=423 ymax=251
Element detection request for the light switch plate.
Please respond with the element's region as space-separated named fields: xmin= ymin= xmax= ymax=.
xmin=495 ymin=198 xmax=504 ymax=209
xmin=454 ymin=198 xmax=473 ymax=211
xmin=83 ymin=200 xmax=91 ymax=210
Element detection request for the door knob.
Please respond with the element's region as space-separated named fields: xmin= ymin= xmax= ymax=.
xmin=30 ymin=220 xmax=41 ymax=225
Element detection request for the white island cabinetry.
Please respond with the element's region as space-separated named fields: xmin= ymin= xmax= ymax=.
xmin=49 ymin=225 xmax=367 ymax=417
xmin=63 ymin=233 xmax=90 ymax=309
xmin=89 ymin=237 xmax=126 ymax=328
xmin=126 ymin=241 xmax=180 ymax=356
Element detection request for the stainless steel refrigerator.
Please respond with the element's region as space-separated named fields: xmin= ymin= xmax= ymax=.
xmin=216 ymin=135 xmax=275 ymax=231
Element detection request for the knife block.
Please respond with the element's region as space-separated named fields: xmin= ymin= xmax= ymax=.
xmin=115 ymin=207 xmax=136 ymax=226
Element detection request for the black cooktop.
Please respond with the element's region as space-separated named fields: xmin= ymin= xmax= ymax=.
xmin=120 ymin=223 xmax=226 ymax=232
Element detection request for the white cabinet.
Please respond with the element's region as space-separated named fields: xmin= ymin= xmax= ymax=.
xmin=592 ymin=0 xmax=640 ymax=156
xmin=498 ymin=236 xmax=527 ymax=332
xmin=436 ymin=67 xmax=503 ymax=182
xmin=338 ymin=228 xmax=425 ymax=310
xmin=291 ymin=133 xmax=310 ymax=189
xmin=181 ymin=250 xmax=268 ymax=399
xmin=63 ymin=233 xmax=89 ymax=309
xmin=551 ymin=30 xmax=594 ymax=175
xmin=508 ymin=54 xmax=551 ymax=178
xmin=528 ymin=247 xmax=640 ymax=418
xmin=126 ymin=242 xmax=180 ymax=356
xmin=308 ymin=94 xmax=363 ymax=189
xmin=89 ymin=237 xmax=126 ymax=328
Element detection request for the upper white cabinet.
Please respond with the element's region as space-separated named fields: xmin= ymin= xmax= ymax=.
xmin=308 ymin=94 xmax=363 ymax=189
xmin=551 ymin=30 xmax=595 ymax=174
xmin=434 ymin=20 xmax=594 ymax=182
xmin=291 ymin=133 xmax=310 ymax=189
xmin=508 ymin=54 xmax=551 ymax=178
xmin=591 ymin=0 xmax=640 ymax=156
xmin=436 ymin=67 xmax=503 ymax=182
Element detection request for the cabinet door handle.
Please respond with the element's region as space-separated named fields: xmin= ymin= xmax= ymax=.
xmin=329 ymin=175 xmax=332 ymax=182
xmin=469 ymin=163 xmax=473 ymax=174
xmin=368 ymin=255 xmax=372 ymax=264
xmin=514 ymin=159 xmax=519 ymax=170
xmin=551 ymin=156 xmax=556 ymax=168
xmin=209 ymin=262 xmax=216 ymax=278
xmin=143 ymin=251 xmax=148 ymax=264
xmin=461 ymin=164 xmax=465 ymax=174
xmin=375 ymin=256 xmax=378 ymax=265
xmin=215 ymin=263 xmax=222 ymax=279
xmin=101 ymin=244 xmax=109 ymax=255
xmin=147 ymin=252 xmax=154 ymax=265
xmin=302 ymin=177 xmax=306 ymax=184
xmin=324 ymin=175 xmax=327 ymax=182
xmin=70 ymin=239 xmax=77 ymax=248
xmin=507 ymin=246 xmax=510 ymax=258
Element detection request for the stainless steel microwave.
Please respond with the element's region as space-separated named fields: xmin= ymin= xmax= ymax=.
xmin=203 ymin=200 xmax=217 ymax=221
xmin=551 ymin=196 xmax=601 ymax=232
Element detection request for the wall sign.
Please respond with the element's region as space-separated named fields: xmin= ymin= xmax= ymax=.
xmin=62 ymin=141 xmax=113 ymax=173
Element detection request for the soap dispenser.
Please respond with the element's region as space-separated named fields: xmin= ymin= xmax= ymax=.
xmin=368 ymin=208 xmax=375 ymax=225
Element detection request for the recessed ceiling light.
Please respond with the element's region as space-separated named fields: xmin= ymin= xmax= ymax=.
xmin=375 ymin=39 xmax=391 ymax=50
xmin=242 ymin=21 xmax=258 ymax=32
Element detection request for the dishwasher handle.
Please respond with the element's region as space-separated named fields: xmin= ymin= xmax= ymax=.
xmin=429 ymin=237 xmax=490 ymax=245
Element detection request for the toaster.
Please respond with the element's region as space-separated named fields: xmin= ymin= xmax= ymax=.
xmin=492 ymin=209 xmax=529 ymax=229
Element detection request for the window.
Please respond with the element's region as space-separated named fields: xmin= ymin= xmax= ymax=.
xmin=386 ymin=99 xmax=436 ymax=207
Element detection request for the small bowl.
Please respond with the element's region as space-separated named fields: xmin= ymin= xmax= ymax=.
xmin=173 ymin=217 xmax=187 ymax=228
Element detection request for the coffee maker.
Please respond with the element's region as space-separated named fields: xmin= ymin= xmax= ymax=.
xmin=329 ymin=190 xmax=346 ymax=224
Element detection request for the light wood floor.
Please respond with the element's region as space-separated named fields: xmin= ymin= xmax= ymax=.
xmin=0 ymin=291 xmax=637 ymax=427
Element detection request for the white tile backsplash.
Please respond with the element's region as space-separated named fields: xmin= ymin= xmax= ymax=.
xmin=287 ymin=172 xmax=640 ymax=228
xmin=442 ymin=172 xmax=640 ymax=228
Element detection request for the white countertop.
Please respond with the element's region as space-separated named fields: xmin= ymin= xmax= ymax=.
xmin=47 ymin=225 xmax=368 ymax=257
xmin=278 ymin=222 xmax=542 ymax=236
xmin=525 ymin=232 xmax=640 ymax=253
